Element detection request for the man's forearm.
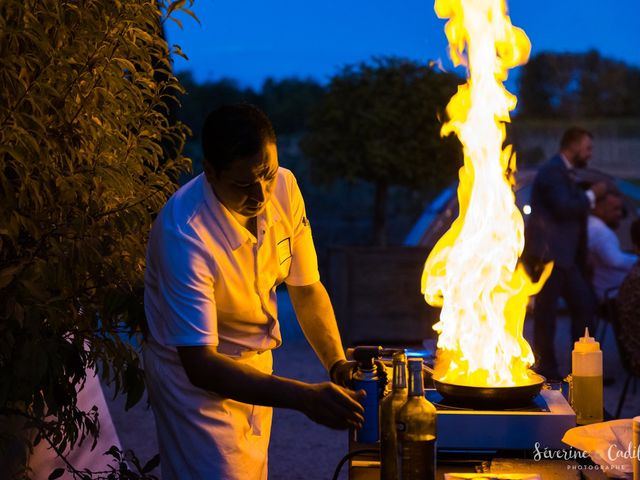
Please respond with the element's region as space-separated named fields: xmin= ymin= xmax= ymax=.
xmin=177 ymin=345 xmax=309 ymax=409
xmin=176 ymin=343 xmax=366 ymax=430
xmin=287 ymin=281 xmax=346 ymax=372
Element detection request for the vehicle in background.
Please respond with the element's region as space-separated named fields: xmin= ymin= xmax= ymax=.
xmin=405 ymin=168 xmax=640 ymax=251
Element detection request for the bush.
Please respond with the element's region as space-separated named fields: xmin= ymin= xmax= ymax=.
xmin=0 ymin=0 xmax=191 ymax=476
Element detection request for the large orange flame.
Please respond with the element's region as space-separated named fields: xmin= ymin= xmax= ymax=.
xmin=422 ymin=0 xmax=551 ymax=386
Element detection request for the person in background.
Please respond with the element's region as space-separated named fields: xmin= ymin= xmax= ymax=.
xmin=523 ymin=126 xmax=607 ymax=381
xmin=587 ymin=188 xmax=637 ymax=302
xmin=615 ymin=219 xmax=640 ymax=372
xmin=142 ymin=104 xmax=364 ymax=480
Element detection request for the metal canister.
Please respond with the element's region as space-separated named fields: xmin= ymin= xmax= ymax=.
xmin=353 ymin=366 xmax=381 ymax=443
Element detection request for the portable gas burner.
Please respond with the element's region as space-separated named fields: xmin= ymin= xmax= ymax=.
xmin=378 ymin=348 xmax=577 ymax=451
xmin=426 ymin=388 xmax=575 ymax=451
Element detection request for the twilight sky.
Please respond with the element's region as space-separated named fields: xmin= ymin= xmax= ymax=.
xmin=165 ymin=0 xmax=640 ymax=89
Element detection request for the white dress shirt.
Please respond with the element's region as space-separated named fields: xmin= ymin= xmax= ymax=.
xmin=587 ymin=215 xmax=638 ymax=301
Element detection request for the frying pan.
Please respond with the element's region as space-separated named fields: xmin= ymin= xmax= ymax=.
xmin=423 ymin=364 xmax=546 ymax=409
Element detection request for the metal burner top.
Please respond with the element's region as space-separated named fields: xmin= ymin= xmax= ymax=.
xmin=428 ymin=389 xmax=576 ymax=451
xmin=426 ymin=389 xmax=550 ymax=412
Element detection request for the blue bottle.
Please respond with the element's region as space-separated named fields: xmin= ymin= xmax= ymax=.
xmin=352 ymin=346 xmax=384 ymax=443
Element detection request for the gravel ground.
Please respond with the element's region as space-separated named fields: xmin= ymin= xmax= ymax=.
xmin=103 ymin=292 xmax=639 ymax=479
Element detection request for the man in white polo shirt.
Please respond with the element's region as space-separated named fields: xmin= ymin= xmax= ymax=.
xmin=143 ymin=104 xmax=364 ymax=479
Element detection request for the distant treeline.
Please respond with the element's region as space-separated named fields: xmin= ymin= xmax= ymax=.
xmin=177 ymin=50 xmax=640 ymax=142
xmin=518 ymin=50 xmax=640 ymax=118
xmin=177 ymin=72 xmax=326 ymax=141
xmin=174 ymin=51 xmax=640 ymax=247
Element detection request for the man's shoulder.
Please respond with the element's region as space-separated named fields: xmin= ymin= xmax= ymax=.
xmin=587 ymin=215 xmax=611 ymax=243
xmin=538 ymin=155 xmax=566 ymax=172
xmin=588 ymin=214 xmax=604 ymax=229
xmin=165 ymin=173 xmax=206 ymax=213
xmin=270 ymin=167 xmax=307 ymax=224
xmin=532 ymin=155 xmax=568 ymax=187
xmin=276 ymin=166 xmax=295 ymax=185
xmin=154 ymin=174 xmax=210 ymax=240
xmin=273 ymin=167 xmax=300 ymax=199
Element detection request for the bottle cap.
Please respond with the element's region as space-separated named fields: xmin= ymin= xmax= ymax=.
xmin=392 ymin=350 xmax=407 ymax=364
xmin=574 ymin=327 xmax=600 ymax=353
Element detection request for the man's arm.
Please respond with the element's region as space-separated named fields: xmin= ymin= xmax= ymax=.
xmin=287 ymin=281 xmax=346 ymax=373
xmin=590 ymin=223 xmax=638 ymax=271
xmin=177 ymin=345 xmax=364 ymax=430
xmin=286 ymin=281 xmax=371 ymax=387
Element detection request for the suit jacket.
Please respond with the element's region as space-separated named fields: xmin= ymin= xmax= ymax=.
xmin=523 ymin=154 xmax=591 ymax=270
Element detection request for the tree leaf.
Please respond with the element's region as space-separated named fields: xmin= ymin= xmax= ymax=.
xmin=48 ymin=468 xmax=65 ymax=480
xmin=104 ymin=444 xmax=122 ymax=461
xmin=0 ymin=263 xmax=24 ymax=289
xmin=141 ymin=453 xmax=160 ymax=473
xmin=177 ymin=7 xmax=200 ymax=26
xmin=166 ymin=0 xmax=186 ymax=17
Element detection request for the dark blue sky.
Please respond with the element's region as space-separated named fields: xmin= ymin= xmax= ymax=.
xmin=166 ymin=0 xmax=640 ymax=89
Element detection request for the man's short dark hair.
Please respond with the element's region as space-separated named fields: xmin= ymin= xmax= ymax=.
xmin=560 ymin=126 xmax=593 ymax=150
xmin=631 ymin=219 xmax=640 ymax=249
xmin=201 ymin=104 xmax=276 ymax=172
xmin=598 ymin=183 xmax=622 ymax=201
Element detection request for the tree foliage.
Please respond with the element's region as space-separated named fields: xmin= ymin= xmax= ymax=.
xmin=0 ymin=0 xmax=191 ymax=476
xmin=300 ymin=57 xmax=462 ymax=244
xmin=175 ymin=73 xmax=326 ymax=175
xmin=517 ymin=50 xmax=640 ymax=118
xmin=176 ymin=73 xmax=324 ymax=143
xmin=259 ymin=77 xmax=326 ymax=134
xmin=176 ymin=72 xmax=260 ymax=148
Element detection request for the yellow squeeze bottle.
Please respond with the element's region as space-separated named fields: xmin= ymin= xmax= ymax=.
xmin=571 ymin=328 xmax=603 ymax=425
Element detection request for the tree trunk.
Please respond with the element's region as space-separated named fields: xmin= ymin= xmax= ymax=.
xmin=373 ymin=180 xmax=388 ymax=246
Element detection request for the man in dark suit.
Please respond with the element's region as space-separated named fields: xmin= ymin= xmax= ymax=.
xmin=524 ymin=127 xmax=607 ymax=380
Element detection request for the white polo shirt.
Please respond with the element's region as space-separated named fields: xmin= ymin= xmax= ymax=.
xmin=144 ymin=167 xmax=319 ymax=354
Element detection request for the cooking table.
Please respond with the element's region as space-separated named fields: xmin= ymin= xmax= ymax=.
xmin=347 ymin=387 xmax=607 ymax=480
xmin=347 ymin=352 xmax=609 ymax=479
xmin=348 ymin=450 xmax=609 ymax=479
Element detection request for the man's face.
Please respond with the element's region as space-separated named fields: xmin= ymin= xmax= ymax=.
xmin=570 ymin=135 xmax=593 ymax=168
xmin=205 ymin=143 xmax=279 ymax=218
xmin=595 ymin=194 xmax=625 ymax=230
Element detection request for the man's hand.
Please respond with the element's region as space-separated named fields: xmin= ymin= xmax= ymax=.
xmin=330 ymin=359 xmax=388 ymax=398
xmin=300 ymin=382 xmax=365 ymax=430
xmin=329 ymin=359 xmax=358 ymax=387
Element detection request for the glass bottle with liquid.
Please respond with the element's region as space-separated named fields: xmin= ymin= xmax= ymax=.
xmin=571 ymin=328 xmax=603 ymax=425
xmin=380 ymin=351 xmax=407 ymax=480
xmin=396 ymin=357 xmax=437 ymax=480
